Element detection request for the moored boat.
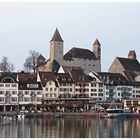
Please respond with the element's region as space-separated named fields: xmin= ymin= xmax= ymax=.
xmin=106 ymin=105 xmax=125 ymax=118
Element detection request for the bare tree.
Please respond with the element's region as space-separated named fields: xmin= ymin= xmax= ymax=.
xmin=0 ymin=56 xmax=15 ymax=72
xmin=24 ymin=50 xmax=40 ymax=73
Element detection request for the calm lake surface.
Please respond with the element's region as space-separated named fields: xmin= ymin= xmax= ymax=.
xmin=0 ymin=116 xmax=140 ymax=138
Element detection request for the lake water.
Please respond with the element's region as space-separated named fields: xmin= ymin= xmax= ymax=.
xmin=0 ymin=116 xmax=140 ymax=138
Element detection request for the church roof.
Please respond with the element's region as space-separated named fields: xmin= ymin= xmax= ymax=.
xmin=117 ymin=57 xmax=140 ymax=72
xmin=50 ymin=28 xmax=63 ymax=42
xmin=63 ymin=47 xmax=97 ymax=60
xmin=93 ymin=38 xmax=101 ymax=45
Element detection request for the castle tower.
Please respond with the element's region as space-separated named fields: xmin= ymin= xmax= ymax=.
xmin=128 ymin=50 xmax=137 ymax=60
xmin=50 ymin=28 xmax=64 ymax=65
xmin=93 ymin=38 xmax=101 ymax=60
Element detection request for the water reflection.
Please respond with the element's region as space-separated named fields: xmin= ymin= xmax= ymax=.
xmin=0 ymin=116 xmax=140 ymax=138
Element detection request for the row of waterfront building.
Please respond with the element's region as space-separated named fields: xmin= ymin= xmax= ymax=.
xmin=0 ymin=64 xmax=139 ymax=111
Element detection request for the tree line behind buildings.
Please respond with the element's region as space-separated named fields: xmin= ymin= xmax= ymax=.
xmin=0 ymin=50 xmax=40 ymax=73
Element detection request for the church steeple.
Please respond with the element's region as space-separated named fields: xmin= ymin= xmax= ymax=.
xmin=50 ymin=28 xmax=63 ymax=42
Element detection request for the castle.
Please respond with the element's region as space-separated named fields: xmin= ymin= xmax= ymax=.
xmin=37 ymin=28 xmax=101 ymax=74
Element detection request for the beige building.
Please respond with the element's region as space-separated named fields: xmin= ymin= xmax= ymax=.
xmin=37 ymin=28 xmax=101 ymax=74
xmin=109 ymin=50 xmax=140 ymax=99
xmin=109 ymin=50 xmax=140 ymax=74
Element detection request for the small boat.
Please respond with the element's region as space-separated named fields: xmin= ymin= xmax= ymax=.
xmin=17 ymin=111 xmax=25 ymax=119
xmin=106 ymin=106 xmax=124 ymax=118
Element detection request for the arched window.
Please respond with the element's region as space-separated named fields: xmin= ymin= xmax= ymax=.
xmin=1 ymin=77 xmax=15 ymax=83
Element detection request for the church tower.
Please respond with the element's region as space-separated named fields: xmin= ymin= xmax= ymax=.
xmin=50 ymin=28 xmax=64 ymax=65
xmin=93 ymin=38 xmax=101 ymax=60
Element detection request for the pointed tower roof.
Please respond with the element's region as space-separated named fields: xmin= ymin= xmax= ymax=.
xmin=93 ymin=38 xmax=101 ymax=45
xmin=50 ymin=28 xmax=64 ymax=42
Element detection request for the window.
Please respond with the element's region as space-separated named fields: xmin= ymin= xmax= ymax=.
xmin=50 ymin=88 xmax=52 ymax=91
xmin=0 ymin=84 xmax=4 ymax=87
xmin=62 ymin=78 xmax=66 ymax=81
xmin=37 ymin=97 xmax=41 ymax=102
xmin=5 ymin=96 xmax=11 ymax=103
xmin=70 ymin=88 xmax=72 ymax=92
xmin=54 ymin=94 xmax=57 ymax=97
xmin=91 ymin=93 xmax=97 ymax=96
xmin=12 ymin=91 xmax=17 ymax=95
xmin=5 ymin=91 xmax=11 ymax=96
xmin=11 ymin=84 xmax=17 ymax=87
xmin=54 ymin=88 xmax=56 ymax=91
xmin=75 ymin=89 xmax=78 ymax=92
xmin=50 ymin=94 xmax=52 ymax=97
xmin=0 ymin=97 xmax=4 ymax=102
xmin=91 ymin=83 xmax=96 ymax=87
xmin=126 ymin=101 xmax=131 ymax=106
xmin=5 ymin=84 xmax=10 ymax=87
xmin=46 ymin=88 xmax=48 ymax=91
xmin=99 ymin=93 xmax=103 ymax=96
xmin=27 ymin=84 xmax=38 ymax=88
xmin=18 ymin=96 xmax=24 ymax=102
xmin=98 ymin=89 xmax=103 ymax=92
xmin=117 ymin=87 xmax=120 ymax=90
xmin=11 ymin=97 xmax=17 ymax=102
xmin=99 ymin=83 xmax=103 ymax=87
xmin=18 ymin=91 xmax=23 ymax=96
xmin=24 ymin=91 xmax=29 ymax=95
xmin=24 ymin=97 xmax=30 ymax=102
xmin=86 ymin=83 xmax=89 ymax=86
xmin=91 ymin=89 xmax=97 ymax=92
xmin=133 ymin=101 xmax=138 ymax=106
xmin=31 ymin=97 xmax=36 ymax=102
xmin=0 ymin=91 xmax=4 ymax=95
xmin=106 ymin=86 xmax=109 ymax=89
xmin=118 ymin=93 xmax=120 ymax=96
xmin=37 ymin=92 xmax=42 ymax=95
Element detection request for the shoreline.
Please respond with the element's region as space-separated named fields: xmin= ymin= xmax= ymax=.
xmin=0 ymin=111 xmax=140 ymax=118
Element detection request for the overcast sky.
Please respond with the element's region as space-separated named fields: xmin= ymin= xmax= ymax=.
xmin=0 ymin=3 xmax=140 ymax=72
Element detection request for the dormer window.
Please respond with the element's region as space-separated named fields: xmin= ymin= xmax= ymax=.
xmin=62 ymin=78 xmax=66 ymax=81
xmin=27 ymin=84 xmax=38 ymax=88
